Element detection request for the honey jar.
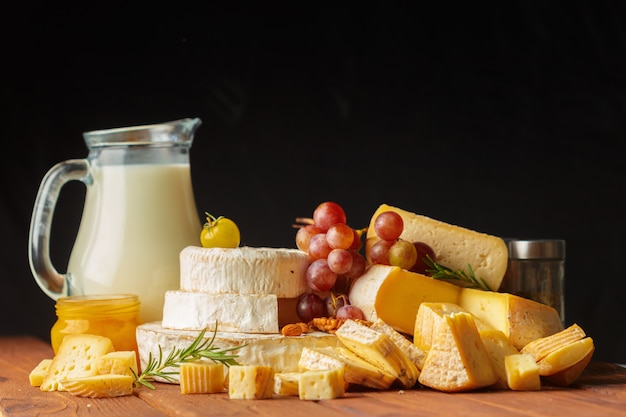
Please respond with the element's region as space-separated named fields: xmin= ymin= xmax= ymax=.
xmin=50 ymin=294 xmax=141 ymax=354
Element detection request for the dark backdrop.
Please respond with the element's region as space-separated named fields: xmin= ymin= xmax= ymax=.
xmin=2 ymin=3 xmax=625 ymax=363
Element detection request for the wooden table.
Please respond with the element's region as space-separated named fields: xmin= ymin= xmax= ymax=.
xmin=1 ymin=336 xmax=624 ymax=417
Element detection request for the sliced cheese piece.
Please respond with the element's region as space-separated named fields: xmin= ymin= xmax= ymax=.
xmin=180 ymin=246 xmax=309 ymax=297
xmin=29 ymin=359 xmax=52 ymax=387
xmin=274 ymin=372 xmax=301 ymax=396
xmin=370 ymin=318 xmax=426 ymax=372
xmin=413 ymin=302 xmax=490 ymax=353
xmin=479 ymin=329 xmax=520 ymax=390
xmin=521 ymin=324 xmax=586 ymax=362
xmin=40 ymin=334 xmax=115 ymax=392
xmin=63 ymin=374 xmax=134 ymax=398
xmin=365 ymin=204 xmax=508 ymax=290
xmin=418 ymin=312 xmax=497 ymax=392
xmin=96 ymin=351 xmax=138 ymax=377
xmin=459 ymin=288 xmax=564 ymax=350
xmin=162 ymin=290 xmax=279 ymax=334
xmin=136 ymin=322 xmax=338 ymax=382
xmin=228 ymin=365 xmax=274 ymax=400
xmin=537 ymin=337 xmax=595 ymax=376
xmin=335 ymin=319 xmax=418 ymax=388
xmin=298 ymin=367 xmax=346 ymax=400
xmin=544 ymin=348 xmax=594 ymax=387
xmin=349 ymin=265 xmax=461 ymax=335
xmin=299 ymin=346 xmax=395 ymax=390
xmin=179 ymin=361 xmax=225 ymax=394
xmin=505 ymin=353 xmax=541 ymax=391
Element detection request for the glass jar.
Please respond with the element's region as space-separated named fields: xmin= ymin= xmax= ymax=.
xmin=50 ymin=294 xmax=141 ymax=354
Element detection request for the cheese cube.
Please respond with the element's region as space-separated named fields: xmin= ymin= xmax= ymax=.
xmin=180 ymin=361 xmax=225 ymax=394
xmin=29 ymin=359 xmax=52 ymax=387
xmin=505 ymin=354 xmax=541 ymax=391
xmin=479 ymin=329 xmax=520 ymax=389
xmin=40 ymin=334 xmax=115 ymax=392
xmin=419 ymin=312 xmax=497 ymax=392
xmin=274 ymin=372 xmax=301 ymax=396
xmin=97 ymin=351 xmax=138 ymax=377
xmin=298 ymin=368 xmax=346 ymax=400
xmin=228 ymin=365 xmax=274 ymax=400
xmin=459 ymin=288 xmax=564 ymax=349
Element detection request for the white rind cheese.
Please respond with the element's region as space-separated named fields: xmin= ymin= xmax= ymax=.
xmin=179 ymin=246 xmax=309 ymax=297
xmin=161 ymin=291 xmax=279 ymax=333
xmin=136 ymin=322 xmax=338 ymax=382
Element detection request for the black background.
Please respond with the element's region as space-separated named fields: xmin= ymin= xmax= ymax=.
xmin=2 ymin=3 xmax=625 ymax=362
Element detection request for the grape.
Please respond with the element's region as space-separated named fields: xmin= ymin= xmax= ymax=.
xmin=295 ymin=224 xmax=323 ymax=252
xmin=373 ymin=211 xmax=404 ymax=241
xmin=336 ymin=305 xmax=366 ymax=320
xmin=307 ymin=233 xmax=332 ymax=260
xmin=327 ymin=248 xmax=353 ymax=275
xmin=326 ymin=223 xmax=355 ymax=250
xmin=349 ymin=228 xmax=362 ymax=251
xmin=410 ymin=242 xmax=437 ymax=275
xmin=313 ymin=201 xmax=347 ymax=232
xmin=306 ymin=259 xmax=337 ymax=292
xmin=343 ymin=251 xmax=366 ymax=279
xmin=324 ymin=293 xmax=347 ymax=317
xmin=296 ymin=293 xmax=326 ymax=322
xmin=369 ymin=239 xmax=394 ymax=265
xmin=388 ymin=240 xmax=418 ymax=270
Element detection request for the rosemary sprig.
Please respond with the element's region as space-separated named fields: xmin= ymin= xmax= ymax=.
xmin=132 ymin=326 xmax=243 ymax=389
xmin=423 ymin=255 xmax=493 ymax=291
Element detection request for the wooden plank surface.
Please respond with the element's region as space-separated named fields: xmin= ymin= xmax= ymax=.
xmin=1 ymin=336 xmax=625 ymax=417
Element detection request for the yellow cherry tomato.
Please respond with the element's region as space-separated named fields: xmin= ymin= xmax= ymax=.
xmin=200 ymin=213 xmax=240 ymax=248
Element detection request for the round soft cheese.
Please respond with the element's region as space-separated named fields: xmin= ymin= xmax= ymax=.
xmin=179 ymin=246 xmax=310 ymax=297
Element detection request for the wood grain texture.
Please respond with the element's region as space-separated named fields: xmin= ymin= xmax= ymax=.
xmin=1 ymin=337 xmax=625 ymax=417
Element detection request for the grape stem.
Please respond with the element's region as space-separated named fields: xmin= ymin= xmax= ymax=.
xmin=423 ymin=255 xmax=493 ymax=291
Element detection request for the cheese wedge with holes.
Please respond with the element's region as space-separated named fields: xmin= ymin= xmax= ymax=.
xmin=179 ymin=361 xmax=225 ymax=394
xmin=180 ymin=246 xmax=309 ymax=297
xmin=505 ymin=353 xmax=541 ymax=391
xmin=29 ymin=359 xmax=53 ymax=387
xmin=162 ymin=291 xmax=279 ymax=333
xmin=228 ymin=365 xmax=274 ymax=399
xmin=349 ymin=265 xmax=461 ymax=335
xmin=40 ymin=334 xmax=115 ymax=392
xmin=366 ymin=204 xmax=508 ymax=291
xmin=418 ymin=312 xmax=497 ymax=392
xmin=479 ymin=329 xmax=520 ymax=389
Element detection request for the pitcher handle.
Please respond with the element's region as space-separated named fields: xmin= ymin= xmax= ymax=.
xmin=28 ymin=159 xmax=90 ymax=299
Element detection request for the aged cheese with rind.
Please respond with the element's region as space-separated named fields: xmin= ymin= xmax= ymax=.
xmin=543 ymin=349 xmax=594 ymax=387
xmin=136 ymin=322 xmax=338 ymax=382
xmin=179 ymin=361 xmax=225 ymax=394
xmin=521 ymin=323 xmax=586 ymax=362
xmin=298 ymin=367 xmax=346 ymax=400
xmin=162 ymin=290 xmax=279 ymax=333
xmin=180 ymin=246 xmax=309 ymax=297
xmin=366 ymin=204 xmax=508 ymax=291
xmin=537 ymin=337 xmax=594 ymax=376
xmin=228 ymin=365 xmax=274 ymax=399
xmin=418 ymin=312 xmax=497 ymax=392
xmin=505 ymin=353 xmax=541 ymax=391
xmin=63 ymin=374 xmax=134 ymax=398
xmin=370 ymin=318 xmax=426 ymax=371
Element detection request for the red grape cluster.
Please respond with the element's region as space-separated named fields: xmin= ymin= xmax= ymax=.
xmin=295 ymin=201 xmax=367 ymax=323
xmin=369 ymin=211 xmax=437 ymax=275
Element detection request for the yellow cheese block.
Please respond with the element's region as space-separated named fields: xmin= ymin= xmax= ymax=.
xmin=180 ymin=361 xmax=225 ymax=394
xmin=365 ymin=204 xmax=508 ymax=291
xmin=349 ymin=265 xmax=461 ymax=335
xmin=63 ymin=374 xmax=134 ymax=398
xmin=479 ymin=329 xmax=520 ymax=390
xmin=537 ymin=337 xmax=595 ymax=376
xmin=29 ymin=359 xmax=52 ymax=387
xmin=418 ymin=312 xmax=497 ymax=392
xmin=521 ymin=324 xmax=586 ymax=362
xmin=40 ymin=334 xmax=115 ymax=392
xmin=96 ymin=351 xmax=138 ymax=377
xmin=459 ymin=288 xmax=564 ymax=350
xmin=505 ymin=353 xmax=541 ymax=391
xmin=543 ymin=349 xmax=594 ymax=387
xmin=298 ymin=367 xmax=346 ymax=400
xmin=273 ymin=372 xmax=301 ymax=396
xmin=228 ymin=365 xmax=275 ymax=400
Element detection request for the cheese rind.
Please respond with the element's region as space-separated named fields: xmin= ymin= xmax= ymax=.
xmin=136 ymin=322 xmax=338 ymax=382
xmin=180 ymin=246 xmax=309 ymax=297
xmin=228 ymin=365 xmax=274 ymax=400
xmin=521 ymin=324 xmax=586 ymax=362
xmin=161 ymin=290 xmax=279 ymax=333
xmin=366 ymin=204 xmax=508 ymax=291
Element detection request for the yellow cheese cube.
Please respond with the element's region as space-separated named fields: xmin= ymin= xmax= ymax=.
xmin=298 ymin=367 xmax=346 ymax=400
xmin=479 ymin=329 xmax=520 ymax=390
xmin=180 ymin=361 xmax=225 ymax=394
xmin=537 ymin=337 xmax=594 ymax=376
xmin=419 ymin=312 xmax=497 ymax=392
xmin=97 ymin=351 xmax=138 ymax=377
xmin=273 ymin=372 xmax=301 ymax=396
xmin=40 ymin=334 xmax=115 ymax=392
xmin=505 ymin=353 xmax=541 ymax=391
xmin=29 ymin=359 xmax=52 ymax=387
xmin=228 ymin=365 xmax=274 ymax=400
xmin=459 ymin=288 xmax=564 ymax=350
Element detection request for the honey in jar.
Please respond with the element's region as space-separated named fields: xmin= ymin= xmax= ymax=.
xmin=50 ymin=294 xmax=141 ymax=355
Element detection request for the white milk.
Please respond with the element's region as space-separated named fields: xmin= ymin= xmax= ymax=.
xmin=66 ymin=164 xmax=200 ymax=323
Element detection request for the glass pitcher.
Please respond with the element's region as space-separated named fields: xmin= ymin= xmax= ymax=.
xmin=28 ymin=118 xmax=202 ymax=323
